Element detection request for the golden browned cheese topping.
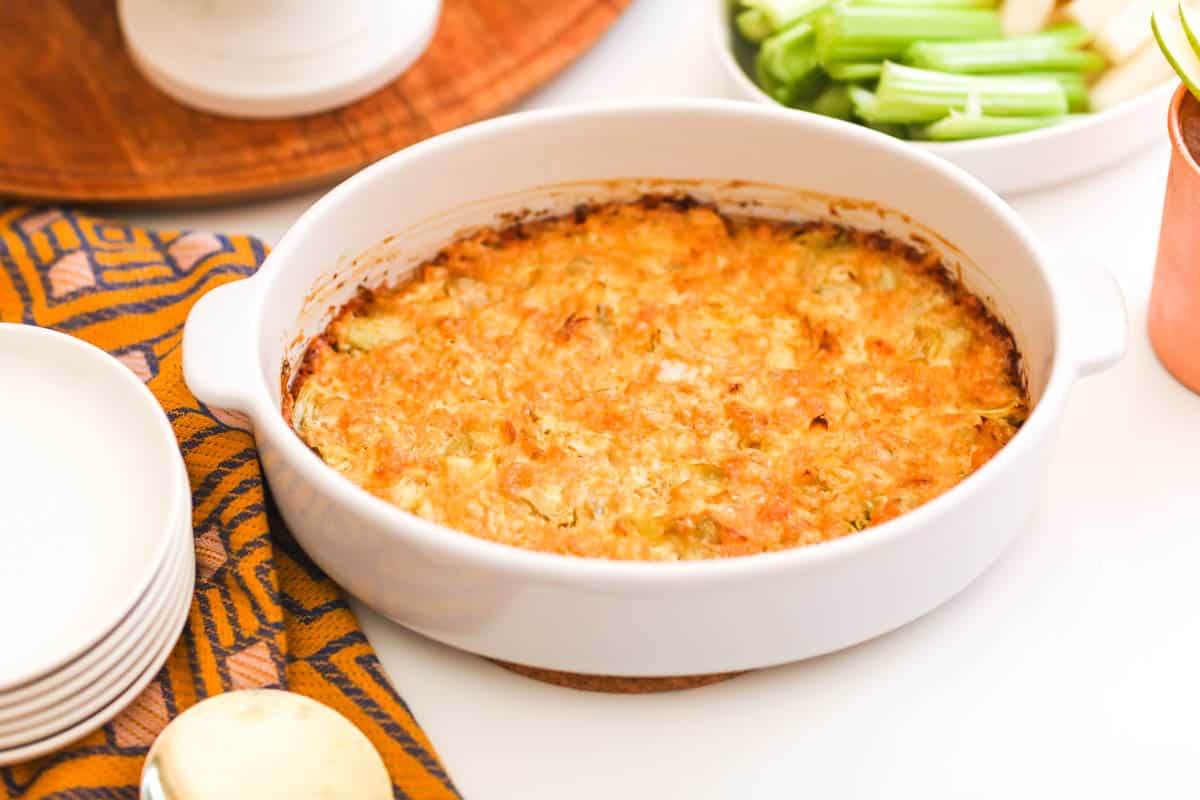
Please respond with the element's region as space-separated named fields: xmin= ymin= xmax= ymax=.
xmin=289 ymin=198 xmax=1028 ymax=561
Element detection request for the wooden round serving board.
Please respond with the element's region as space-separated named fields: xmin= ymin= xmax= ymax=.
xmin=0 ymin=0 xmax=633 ymax=206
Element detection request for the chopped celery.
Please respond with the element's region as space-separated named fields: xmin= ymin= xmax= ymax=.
xmin=742 ymin=0 xmax=831 ymax=33
xmin=905 ymin=36 xmax=1106 ymax=74
xmin=787 ymin=69 xmax=832 ymax=105
xmin=912 ymin=110 xmax=1068 ymax=140
xmin=849 ymin=86 xmax=912 ymax=135
xmin=733 ymin=0 xmax=1107 ymax=142
xmin=1023 ymin=71 xmax=1090 ymax=111
xmin=815 ymin=6 xmax=1002 ymax=63
xmin=1035 ymin=23 xmax=1096 ymax=48
xmin=761 ymin=21 xmax=820 ymax=84
xmin=848 ymin=85 xmax=881 ymax=117
xmin=755 ymin=47 xmax=803 ymax=104
xmin=736 ymin=8 xmax=774 ymax=43
xmin=871 ymin=61 xmax=1069 ymax=123
xmin=755 ymin=46 xmax=827 ymax=105
xmin=866 ymin=120 xmax=911 ymax=138
xmin=826 ymin=61 xmax=884 ymax=80
xmin=806 ymin=83 xmax=856 ymax=119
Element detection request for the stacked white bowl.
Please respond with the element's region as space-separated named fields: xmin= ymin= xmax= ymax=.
xmin=0 ymin=324 xmax=194 ymax=765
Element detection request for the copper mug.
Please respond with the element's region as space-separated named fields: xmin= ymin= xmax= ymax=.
xmin=1150 ymin=83 xmax=1200 ymax=393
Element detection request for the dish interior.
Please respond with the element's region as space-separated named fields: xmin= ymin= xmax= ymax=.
xmin=282 ymin=190 xmax=1032 ymax=561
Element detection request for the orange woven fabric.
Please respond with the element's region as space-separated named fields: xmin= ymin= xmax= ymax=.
xmin=0 ymin=207 xmax=459 ymax=800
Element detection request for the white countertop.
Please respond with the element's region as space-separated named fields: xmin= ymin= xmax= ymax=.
xmin=125 ymin=1 xmax=1200 ymax=796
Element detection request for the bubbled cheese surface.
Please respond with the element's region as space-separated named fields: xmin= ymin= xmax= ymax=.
xmin=289 ymin=198 xmax=1028 ymax=561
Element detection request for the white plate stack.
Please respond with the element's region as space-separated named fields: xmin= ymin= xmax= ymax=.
xmin=0 ymin=324 xmax=194 ymax=765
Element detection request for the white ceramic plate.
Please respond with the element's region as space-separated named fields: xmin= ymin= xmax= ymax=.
xmin=709 ymin=0 xmax=1175 ymax=195
xmin=0 ymin=519 xmax=186 ymax=727
xmin=0 ymin=324 xmax=189 ymax=690
xmin=0 ymin=508 xmax=183 ymax=710
xmin=0 ymin=517 xmax=194 ymax=763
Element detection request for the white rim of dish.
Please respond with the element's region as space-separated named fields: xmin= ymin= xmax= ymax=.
xmin=0 ymin=516 xmax=188 ymax=723
xmin=236 ymin=98 xmax=1075 ymax=585
xmin=706 ymin=0 xmax=1178 ymax=151
xmin=0 ymin=522 xmax=194 ymax=763
xmin=0 ymin=324 xmax=190 ymax=691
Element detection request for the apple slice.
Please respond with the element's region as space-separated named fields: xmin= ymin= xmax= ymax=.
xmin=1181 ymin=0 xmax=1200 ymax=51
xmin=1097 ymin=0 xmax=1173 ymax=65
xmin=1153 ymin=2 xmax=1200 ymax=98
xmin=1063 ymin=0 xmax=1133 ymax=34
xmin=1090 ymin=39 xmax=1175 ymax=108
xmin=1003 ymin=0 xmax=1057 ymax=35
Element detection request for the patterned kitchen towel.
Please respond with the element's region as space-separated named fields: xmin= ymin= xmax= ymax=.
xmin=0 ymin=207 xmax=459 ymax=800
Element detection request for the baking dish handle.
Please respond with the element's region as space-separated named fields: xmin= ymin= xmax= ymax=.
xmin=183 ymin=277 xmax=260 ymax=414
xmin=1060 ymin=263 xmax=1129 ymax=379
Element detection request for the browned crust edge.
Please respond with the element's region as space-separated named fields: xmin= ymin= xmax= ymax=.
xmin=282 ymin=193 xmax=1028 ymax=445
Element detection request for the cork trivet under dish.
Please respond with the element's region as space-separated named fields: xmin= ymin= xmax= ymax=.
xmin=493 ymin=661 xmax=745 ymax=693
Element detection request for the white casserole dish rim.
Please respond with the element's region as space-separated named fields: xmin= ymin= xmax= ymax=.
xmin=183 ymin=99 xmax=1122 ymax=586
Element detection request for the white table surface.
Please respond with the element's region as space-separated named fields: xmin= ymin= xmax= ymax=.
xmin=124 ymin=1 xmax=1200 ymax=796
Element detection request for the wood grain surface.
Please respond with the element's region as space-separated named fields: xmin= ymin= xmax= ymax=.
xmin=0 ymin=0 xmax=633 ymax=206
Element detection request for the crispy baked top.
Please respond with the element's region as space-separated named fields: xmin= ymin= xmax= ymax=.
xmin=289 ymin=198 xmax=1028 ymax=561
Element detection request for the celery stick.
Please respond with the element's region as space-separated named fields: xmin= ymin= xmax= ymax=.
xmin=760 ymin=21 xmax=820 ymax=84
xmin=866 ymin=121 xmax=911 ymax=138
xmin=754 ymin=46 xmax=827 ymax=105
xmin=871 ymin=61 xmax=1069 ymax=123
xmin=826 ymin=61 xmax=884 ymax=80
xmin=788 ymin=69 xmax=833 ymax=104
xmin=911 ymin=110 xmax=1068 ymax=140
xmin=755 ymin=48 xmax=801 ymax=104
xmin=1037 ymin=23 xmax=1097 ymax=48
xmin=1023 ymin=72 xmax=1091 ymax=111
xmin=806 ymin=83 xmax=856 ymax=119
xmin=736 ymin=8 xmax=774 ymax=42
xmin=905 ymin=36 xmax=1106 ymax=73
xmin=848 ymin=85 xmax=882 ymax=117
xmin=815 ymin=6 xmax=1003 ymax=63
xmin=743 ymin=0 xmax=831 ymax=33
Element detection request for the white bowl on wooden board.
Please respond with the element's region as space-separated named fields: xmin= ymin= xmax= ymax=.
xmin=709 ymin=0 xmax=1175 ymax=195
xmin=183 ymin=100 xmax=1127 ymax=677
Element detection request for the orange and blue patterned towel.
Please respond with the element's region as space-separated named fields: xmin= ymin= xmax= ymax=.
xmin=0 ymin=207 xmax=459 ymax=799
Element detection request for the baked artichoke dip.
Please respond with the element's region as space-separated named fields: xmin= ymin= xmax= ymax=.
xmin=287 ymin=196 xmax=1028 ymax=561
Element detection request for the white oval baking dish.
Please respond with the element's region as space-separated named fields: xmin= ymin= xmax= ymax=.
xmin=709 ymin=0 xmax=1175 ymax=196
xmin=183 ymin=101 xmax=1126 ymax=677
